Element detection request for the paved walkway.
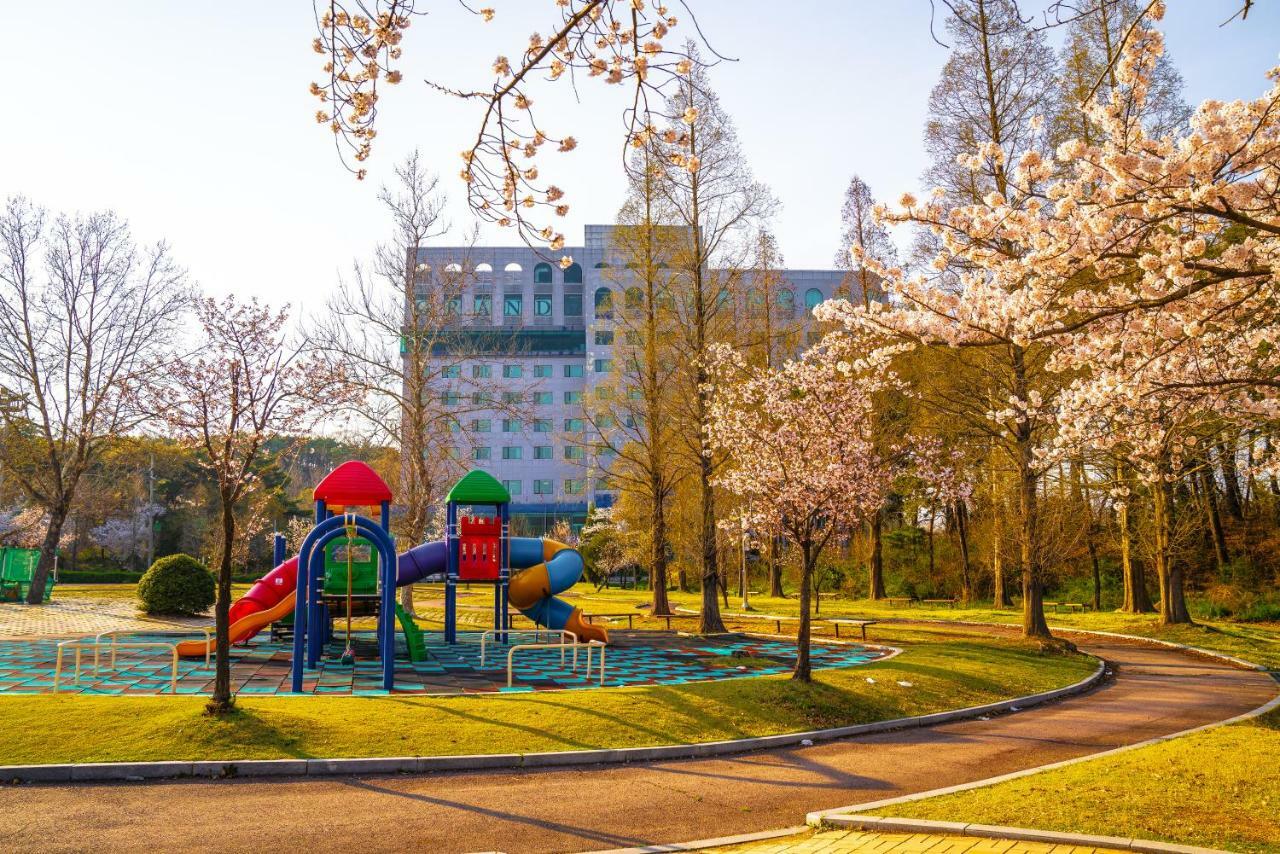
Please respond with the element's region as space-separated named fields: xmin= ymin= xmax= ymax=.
xmin=0 ymin=598 xmax=206 ymax=639
xmin=710 ymin=829 xmax=1124 ymax=853
xmin=0 ymin=631 xmax=1273 ymax=853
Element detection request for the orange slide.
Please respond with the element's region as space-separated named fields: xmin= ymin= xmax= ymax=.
xmin=175 ymin=556 xmax=299 ymax=658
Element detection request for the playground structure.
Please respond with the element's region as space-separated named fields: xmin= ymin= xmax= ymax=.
xmin=172 ymin=462 xmax=608 ymax=692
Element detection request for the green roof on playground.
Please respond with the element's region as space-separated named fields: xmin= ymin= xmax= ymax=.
xmin=446 ymin=470 xmax=511 ymax=505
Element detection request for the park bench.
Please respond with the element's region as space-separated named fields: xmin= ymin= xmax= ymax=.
xmin=886 ymin=596 xmax=915 ymax=607
xmin=657 ymin=613 xmax=700 ymax=631
xmin=584 ymin=612 xmax=636 ymax=629
xmin=827 ymin=619 xmax=879 ymax=641
xmin=730 ymin=613 xmax=800 ymax=634
xmin=1045 ymin=601 xmax=1087 ymax=613
xmin=922 ymin=597 xmax=958 ymax=608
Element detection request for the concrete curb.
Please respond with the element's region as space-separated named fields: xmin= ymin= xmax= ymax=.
xmin=814 ymin=816 xmax=1230 ymax=854
xmin=588 ymin=826 xmax=809 ymax=853
xmin=0 ymin=658 xmax=1105 ymax=784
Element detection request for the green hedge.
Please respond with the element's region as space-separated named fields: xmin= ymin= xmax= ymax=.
xmin=137 ymin=554 xmax=215 ymax=615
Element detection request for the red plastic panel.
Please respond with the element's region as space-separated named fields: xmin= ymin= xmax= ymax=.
xmin=458 ymin=515 xmax=501 ymax=580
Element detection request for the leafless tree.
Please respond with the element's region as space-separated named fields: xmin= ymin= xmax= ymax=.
xmin=0 ymin=197 xmax=187 ymax=603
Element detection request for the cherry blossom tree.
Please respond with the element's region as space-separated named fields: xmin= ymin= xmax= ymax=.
xmin=151 ymin=297 xmax=341 ymax=713
xmin=705 ymin=335 xmax=896 ymax=681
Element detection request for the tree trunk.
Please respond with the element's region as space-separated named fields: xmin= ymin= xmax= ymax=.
xmin=954 ymin=500 xmax=972 ymax=603
xmin=1217 ymin=440 xmax=1245 ymax=521
xmin=990 ymin=461 xmax=1011 ymax=607
xmin=650 ymin=480 xmax=672 ymax=616
xmin=867 ymin=511 xmax=886 ymax=600
xmin=1151 ymin=474 xmax=1192 ymax=625
xmin=793 ymin=543 xmax=814 ymax=682
xmin=696 ymin=407 xmax=726 ymax=634
xmin=25 ymin=502 xmax=70 ymax=604
xmin=1198 ymin=466 xmax=1231 ymax=570
xmin=1012 ymin=347 xmax=1051 ymax=639
xmin=768 ymin=536 xmax=784 ymax=598
xmin=208 ymin=496 xmax=237 ymax=714
xmin=1117 ymin=462 xmax=1153 ymax=613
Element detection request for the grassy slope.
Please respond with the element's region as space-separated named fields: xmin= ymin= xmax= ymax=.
xmin=0 ymin=624 xmax=1093 ymax=766
xmin=868 ymin=705 xmax=1280 ymax=854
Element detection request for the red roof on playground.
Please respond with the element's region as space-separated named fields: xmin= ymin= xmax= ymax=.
xmin=312 ymin=461 xmax=393 ymax=505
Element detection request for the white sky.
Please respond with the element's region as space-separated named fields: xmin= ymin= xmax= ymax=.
xmin=4 ymin=1 xmax=1279 ymax=310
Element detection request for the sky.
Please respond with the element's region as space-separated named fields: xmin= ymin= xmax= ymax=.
xmin=4 ymin=1 xmax=1279 ymax=310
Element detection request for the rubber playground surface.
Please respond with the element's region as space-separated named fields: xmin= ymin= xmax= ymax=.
xmin=0 ymin=631 xmax=891 ymax=696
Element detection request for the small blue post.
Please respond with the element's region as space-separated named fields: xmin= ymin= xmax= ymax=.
xmin=273 ymin=532 xmax=286 ymax=567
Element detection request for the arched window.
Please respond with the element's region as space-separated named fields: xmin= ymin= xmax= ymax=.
xmin=747 ymin=288 xmax=765 ymax=314
xmin=445 ymin=262 xmax=462 ymax=273
xmin=475 ymin=262 xmax=493 ymax=273
xmin=504 ymin=262 xmax=523 ymax=272
xmin=594 ymin=261 xmax=611 ymax=269
xmin=594 ymin=287 xmax=614 ymax=318
xmin=624 ymin=287 xmax=643 ymax=310
xmin=716 ymin=288 xmax=732 ymax=309
xmin=777 ymin=288 xmax=795 ymax=310
xmin=804 ymin=288 xmax=824 ymax=310
xmin=563 ymin=262 xmax=583 ymax=284
xmin=533 ymin=262 xmax=554 ymax=284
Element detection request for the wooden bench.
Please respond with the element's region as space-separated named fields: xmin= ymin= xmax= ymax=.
xmin=658 ymin=614 xmax=700 ymax=631
xmin=584 ymin=612 xmax=636 ymax=629
xmin=1046 ymin=601 xmax=1087 ymax=613
xmin=733 ymin=614 xmax=798 ymax=633
xmin=886 ymin=597 xmax=915 ymax=607
xmin=922 ymin=598 xmax=958 ymax=609
xmin=828 ymin=619 xmax=879 ymax=641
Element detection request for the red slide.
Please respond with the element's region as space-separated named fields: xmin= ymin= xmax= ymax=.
xmin=175 ymin=557 xmax=299 ymax=658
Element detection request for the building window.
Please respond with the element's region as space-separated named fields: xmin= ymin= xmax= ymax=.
xmin=441 ymin=391 xmax=461 ymax=406
xmin=533 ymin=445 xmax=553 ymax=460
xmin=594 ymin=330 xmax=614 ymax=345
xmin=503 ymin=364 xmax=522 ymax=379
xmin=533 ymin=262 xmax=554 ymax=284
xmin=504 ymin=294 xmax=523 ymax=317
xmin=563 ymin=293 xmax=583 ymax=317
xmin=502 ymin=391 xmax=523 ymax=405
xmin=597 ymin=415 xmax=615 ymax=429
xmin=533 ymin=391 xmax=553 ymax=405
xmin=628 ymin=388 xmax=643 ymax=400
xmin=447 ymin=419 xmax=461 ymax=433
xmin=533 ymin=479 xmax=554 ymax=495
xmin=533 ymin=418 xmax=552 ymax=432
xmin=442 ymin=365 xmax=461 ymax=378
xmin=445 ymin=296 xmax=462 ymax=316
xmin=470 ymin=419 xmax=492 ymax=433
xmin=473 ymin=446 xmax=492 ymax=461
xmin=564 ymin=418 xmax=585 ymax=432
xmin=564 ymin=478 xmax=585 ymax=495
xmin=502 ymin=418 xmax=521 ymax=432
xmin=564 ymin=391 xmax=582 ymax=404
xmin=747 ymin=288 xmax=765 ymax=314
xmin=502 ymin=446 xmax=522 ymax=460
xmin=805 ymin=288 xmax=824 ymax=310
xmin=595 ymin=386 xmax=613 ymax=399
xmin=534 ymin=294 xmax=552 ymax=316
xmin=473 ymin=294 xmax=492 ymax=316
xmin=564 ymin=445 xmax=585 ymax=460
xmin=594 ymin=287 xmax=613 ymax=318
xmin=533 ymin=364 xmax=553 ymax=378
xmin=563 ymin=262 xmax=583 ymax=284
xmin=624 ymin=331 xmax=641 ymax=346
xmin=777 ymin=288 xmax=794 ymax=310
xmin=472 ymin=391 xmax=494 ymax=405
xmin=625 ymin=287 xmax=643 ymax=310
xmin=473 ymin=364 xmax=492 ymax=379
xmin=502 ymin=479 xmax=522 ymax=495
xmin=564 ymin=364 xmax=584 ymax=378
xmin=594 ymin=358 xmax=613 ymax=373
xmin=504 ymin=262 xmax=523 ymax=272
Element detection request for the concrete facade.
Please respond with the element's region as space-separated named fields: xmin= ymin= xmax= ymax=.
xmin=411 ymin=225 xmax=853 ymax=532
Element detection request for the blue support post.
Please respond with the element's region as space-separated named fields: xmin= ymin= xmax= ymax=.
xmin=273 ymin=533 xmax=286 ymax=567
xmin=445 ymin=501 xmax=459 ymax=644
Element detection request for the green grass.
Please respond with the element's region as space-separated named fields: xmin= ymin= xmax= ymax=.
xmin=0 ymin=624 xmax=1093 ymax=766
xmin=866 ymin=704 xmax=1280 ymax=854
xmin=571 ymin=585 xmax=1280 ymax=669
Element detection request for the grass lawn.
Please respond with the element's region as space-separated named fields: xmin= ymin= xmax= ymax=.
xmin=865 ymin=704 xmax=1280 ymax=854
xmin=0 ymin=624 xmax=1094 ymax=766
xmin=567 ymin=585 xmax=1280 ymax=669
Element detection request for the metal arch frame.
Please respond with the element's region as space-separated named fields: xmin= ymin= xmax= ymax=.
xmin=290 ymin=509 xmax=397 ymax=692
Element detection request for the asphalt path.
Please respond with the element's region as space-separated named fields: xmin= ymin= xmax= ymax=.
xmin=0 ymin=628 xmax=1274 ymax=854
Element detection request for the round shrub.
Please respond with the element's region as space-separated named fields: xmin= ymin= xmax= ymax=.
xmin=137 ymin=554 xmax=215 ymax=615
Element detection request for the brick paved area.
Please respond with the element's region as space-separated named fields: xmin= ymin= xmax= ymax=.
xmin=0 ymin=597 xmax=207 ymax=639
xmin=710 ymin=829 xmax=1126 ymax=854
